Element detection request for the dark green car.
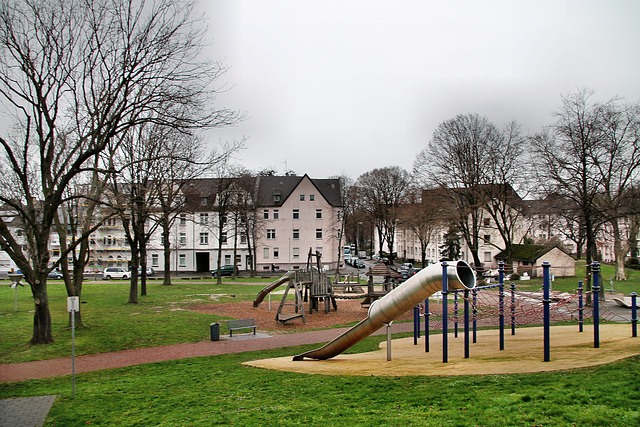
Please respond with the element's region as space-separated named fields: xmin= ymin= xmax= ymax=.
xmin=211 ymin=265 xmax=239 ymax=276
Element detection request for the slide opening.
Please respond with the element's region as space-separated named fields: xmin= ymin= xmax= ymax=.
xmin=455 ymin=260 xmax=476 ymax=289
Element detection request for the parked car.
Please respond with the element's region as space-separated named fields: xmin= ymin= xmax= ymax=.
xmin=47 ymin=270 xmax=63 ymax=279
xmin=211 ymin=265 xmax=239 ymax=277
xmin=138 ymin=267 xmax=155 ymax=276
xmin=102 ymin=267 xmax=130 ymax=280
xmin=353 ymin=259 xmax=366 ymax=269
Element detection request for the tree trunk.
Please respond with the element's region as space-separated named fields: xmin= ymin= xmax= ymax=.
xmin=162 ymin=220 xmax=172 ymax=286
xmin=30 ymin=283 xmax=54 ymax=344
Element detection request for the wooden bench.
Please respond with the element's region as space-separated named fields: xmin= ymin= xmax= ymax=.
xmin=226 ymin=318 xmax=258 ymax=337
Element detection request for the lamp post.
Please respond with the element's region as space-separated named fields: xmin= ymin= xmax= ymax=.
xmin=356 ymin=222 xmax=362 ymax=258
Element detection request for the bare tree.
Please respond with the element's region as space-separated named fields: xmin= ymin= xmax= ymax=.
xmin=0 ymin=0 xmax=239 ymax=344
xmin=595 ymin=99 xmax=640 ymax=279
xmin=531 ymin=89 xmax=609 ymax=290
xmin=356 ymin=167 xmax=410 ymax=263
xmin=53 ymin=166 xmax=112 ymax=327
xmin=399 ymin=189 xmax=443 ymax=268
xmin=331 ymin=174 xmax=353 ymax=275
xmin=233 ymin=173 xmax=260 ymax=277
xmin=413 ymin=114 xmax=502 ymax=268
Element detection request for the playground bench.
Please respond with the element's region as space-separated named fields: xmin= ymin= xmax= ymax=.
xmin=226 ymin=318 xmax=258 ymax=337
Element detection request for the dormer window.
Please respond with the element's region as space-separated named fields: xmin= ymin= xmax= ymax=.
xmin=201 ymin=197 xmax=208 ymax=206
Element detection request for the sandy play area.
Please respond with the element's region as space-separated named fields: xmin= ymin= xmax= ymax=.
xmin=245 ymin=323 xmax=640 ymax=376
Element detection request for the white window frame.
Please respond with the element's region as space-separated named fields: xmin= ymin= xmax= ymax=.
xmin=200 ymin=232 xmax=209 ymax=245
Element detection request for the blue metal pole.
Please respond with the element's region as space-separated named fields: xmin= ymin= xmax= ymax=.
xmin=543 ymin=261 xmax=551 ymax=362
xmin=631 ymin=292 xmax=637 ymax=338
xmin=442 ymin=261 xmax=449 ymax=363
xmin=510 ymin=282 xmax=516 ymax=335
xmin=413 ymin=305 xmax=419 ymax=345
xmin=499 ymin=261 xmax=505 ymax=351
xmin=454 ymin=291 xmax=459 ymax=338
xmin=464 ymin=289 xmax=470 ymax=358
xmin=578 ymin=281 xmax=584 ymax=332
xmin=592 ymin=262 xmax=600 ymax=348
xmin=472 ymin=287 xmax=477 ymax=344
xmin=425 ymin=298 xmax=430 ymax=352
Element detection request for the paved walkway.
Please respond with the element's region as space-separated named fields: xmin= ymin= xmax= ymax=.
xmin=0 ymin=299 xmax=634 ymax=426
xmin=0 ymin=395 xmax=57 ymax=427
xmin=0 ymin=322 xmax=415 ymax=427
xmin=0 ymin=322 xmax=416 ymax=383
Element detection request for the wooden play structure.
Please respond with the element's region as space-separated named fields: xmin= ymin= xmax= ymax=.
xmin=361 ymin=261 xmax=402 ymax=306
xmin=253 ymin=251 xmax=405 ymax=324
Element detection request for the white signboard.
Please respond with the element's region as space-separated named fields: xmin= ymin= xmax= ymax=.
xmin=67 ymin=296 xmax=80 ymax=312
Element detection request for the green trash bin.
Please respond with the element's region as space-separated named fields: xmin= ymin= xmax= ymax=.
xmin=210 ymin=323 xmax=220 ymax=341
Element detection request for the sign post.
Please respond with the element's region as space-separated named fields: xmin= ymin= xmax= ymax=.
xmin=67 ymin=296 xmax=80 ymax=398
xmin=9 ymin=274 xmax=24 ymax=312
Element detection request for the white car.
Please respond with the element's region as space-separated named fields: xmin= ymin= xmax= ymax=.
xmin=103 ymin=267 xmax=130 ymax=280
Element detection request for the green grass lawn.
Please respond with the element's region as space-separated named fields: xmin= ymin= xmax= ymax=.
xmin=0 ymin=278 xmax=274 ymax=364
xmin=0 ymin=340 xmax=638 ymax=426
xmin=509 ymin=261 xmax=640 ymax=295
xmin=2 ymin=271 xmax=640 ymax=425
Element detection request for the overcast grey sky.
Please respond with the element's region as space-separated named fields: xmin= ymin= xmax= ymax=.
xmin=202 ymin=0 xmax=640 ymax=179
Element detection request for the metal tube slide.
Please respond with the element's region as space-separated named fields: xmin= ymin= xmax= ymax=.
xmin=293 ymin=261 xmax=476 ymax=361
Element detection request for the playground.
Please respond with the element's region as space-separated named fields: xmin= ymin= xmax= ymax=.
xmin=236 ymin=260 xmax=640 ymax=376
xmin=245 ymin=323 xmax=640 ymax=376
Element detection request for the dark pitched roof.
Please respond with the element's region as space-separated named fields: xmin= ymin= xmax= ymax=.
xmin=255 ymin=174 xmax=342 ymax=208
xmin=180 ymin=178 xmax=220 ymax=211
xmin=494 ymin=244 xmax=568 ymax=261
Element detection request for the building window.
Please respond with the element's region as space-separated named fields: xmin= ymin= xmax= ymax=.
xmin=484 ymin=218 xmax=491 ymax=227
xmin=267 ymin=229 xmax=276 ymax=240
xmin=263 ymin=209 xmax=269 ymax=220
xmin=180 ymin=214 xmax=186 ymax=225
xmin=200 ymin=213 xmax=209 ymax=225
xmin=293 ymin=209 xmax=299 ymax=220
xmin=316 ymin=229 xmax=323 ymax=239
xmin=293 ymin=247 xmax=300 ymax=258
xmin=273 ymin=209 xmax=279 ymax=219
xmin=225 ymin=254 xmax=231 ymax=265
xmin=221 ymin=232 xmax=227 ymax=244
xmin=200 ymin=232 xmax=209 ymax=244
xmin=484 ymin=251 xmax=492 ymax=263
xmin=179 ymin=254 xmax=186 ymax=267
xmin=263 ymin=248 xmax=269 ymax=259
xmin=293 ymin=229 xmax=300 ymax=239
xmin=316 ymin=247 xmax=322 ymax=255
xmin=484 ymin=235 xmax=491 ymax=243
xmin=300 ymin=194 xmax=305 ymax=201
xmin=240 ymin=234 xmax=247 ymax=244
xmin=151 ymin=254 xmax=159 ymax=267
xmin=316 ymin=209 xmax=322 ymax=219
xmin=310 ymin=194 xmax=315 ymax=201
xmin=273 ymin=247 xmax=279 ymax=258
xmin=179 ymin=232 xmax=186 ymax=244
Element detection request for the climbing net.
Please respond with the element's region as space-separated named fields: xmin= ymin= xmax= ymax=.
xmin=419 ymin=284 xmax=630 ymax=330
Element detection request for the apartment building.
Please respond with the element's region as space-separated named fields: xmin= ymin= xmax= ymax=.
xmin=254 ymin=174 xmax=343 ymax=272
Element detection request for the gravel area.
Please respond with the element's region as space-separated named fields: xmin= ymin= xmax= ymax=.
xmin=188 ymin=298 xmax=416 ymax=332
